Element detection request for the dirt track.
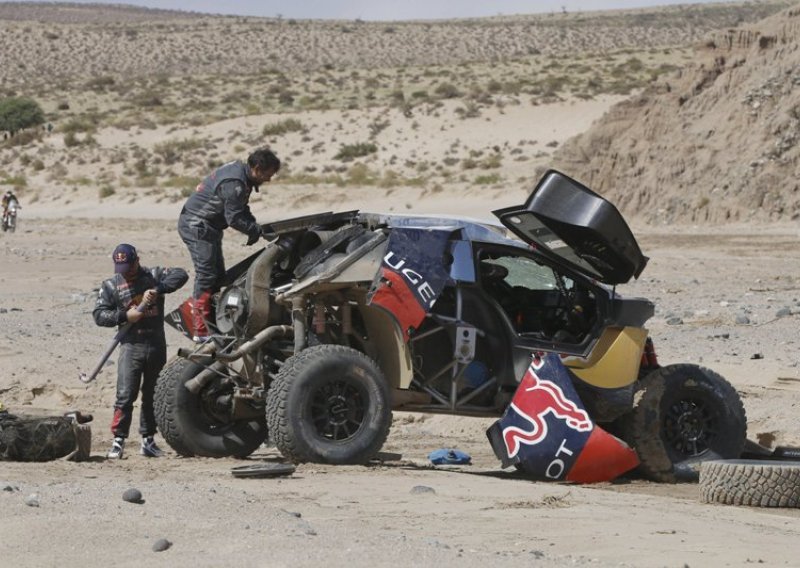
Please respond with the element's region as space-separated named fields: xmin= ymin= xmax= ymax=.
xmin=1 ymin=217 xmax=800 ymax=567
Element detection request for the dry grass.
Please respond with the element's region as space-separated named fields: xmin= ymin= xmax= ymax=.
xmin=0 ymin=1 xmax=792 ymax=205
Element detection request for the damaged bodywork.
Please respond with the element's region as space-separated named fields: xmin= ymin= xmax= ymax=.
xmin=157 ymin=170 xmax=747 ymax=482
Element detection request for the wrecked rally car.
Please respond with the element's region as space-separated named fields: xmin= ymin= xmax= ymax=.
xmin=155 ymin=170 xmax=746 ymax=482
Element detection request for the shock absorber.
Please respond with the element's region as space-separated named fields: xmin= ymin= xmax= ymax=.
xmin=641 ymin=337 xmax=659 ymax=369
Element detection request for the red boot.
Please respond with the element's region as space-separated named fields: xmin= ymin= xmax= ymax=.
xmin=192 ymin=290 xmax=213 ymax=342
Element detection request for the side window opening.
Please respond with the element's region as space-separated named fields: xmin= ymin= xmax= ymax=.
xmin=479 ymin=252 xmax=597 ymax=345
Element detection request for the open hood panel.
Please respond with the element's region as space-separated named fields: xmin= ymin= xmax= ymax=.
xmin=493 ymin=170 xmax=647 ymax=285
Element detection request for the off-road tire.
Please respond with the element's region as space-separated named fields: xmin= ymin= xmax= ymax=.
xmin=700 ymin=460 xmax=800 ymax=507
xmin=623 ymin=364 xmax=746 ymax=482
xmin=154 ymin=357 xmax=267 ymax=458
xmin=266 ymin=344 xmax=391 ymax=464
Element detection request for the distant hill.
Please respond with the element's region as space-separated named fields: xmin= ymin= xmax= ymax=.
xmin=0 ymin=1 xmax=792 ymax=87
xmin=552 ymin=3 xmax=800 ymax=224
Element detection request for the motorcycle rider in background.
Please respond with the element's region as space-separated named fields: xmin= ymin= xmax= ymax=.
xmin=2 ymin=190 xmax=19 ymax=228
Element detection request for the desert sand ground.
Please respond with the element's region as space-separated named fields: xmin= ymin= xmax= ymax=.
xmin=2 ymin=3 xmax=800 ymax=567
xmin=2 ymin=140 xmax=800 ymax=568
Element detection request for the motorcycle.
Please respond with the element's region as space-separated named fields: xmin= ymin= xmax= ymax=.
xmin=2 ymin=202 xmax=19 ymax=233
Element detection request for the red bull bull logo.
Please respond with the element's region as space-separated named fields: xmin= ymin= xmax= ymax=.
xmin=502 ymin=357 xmax=592 ymax=458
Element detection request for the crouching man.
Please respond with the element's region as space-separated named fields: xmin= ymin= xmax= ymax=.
xmin=93 ymin=244 xmax=188 ymax=459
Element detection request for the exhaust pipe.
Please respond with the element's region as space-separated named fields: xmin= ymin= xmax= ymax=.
xmin=184 ymin=325 xmax=293 ymax=394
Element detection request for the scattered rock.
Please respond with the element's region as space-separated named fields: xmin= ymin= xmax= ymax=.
xmin=775 ymin=307 xmax=792 ymax=318
xmin=410 ymin=485 xmax=436 ymax=495
xmin=735 ymin=314 xmax=751 ymax=325
xmin=24 ymin=494 xmax=39 ymax=507
xmin=666 ymin=316 xmax=683 ymax=325
xmin=122 ymin=488 xmax=143 ymax=504
xmin=152 ymin=538 xmax=172 ymax=552
xmin=750 ymin=353 xmax=764 ymax=360
xmin=2 ymin=484 xmax=17 ymax=492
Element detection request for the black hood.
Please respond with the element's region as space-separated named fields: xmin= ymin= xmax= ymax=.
xmin=493 ymin=170 xmax=648 ymax=285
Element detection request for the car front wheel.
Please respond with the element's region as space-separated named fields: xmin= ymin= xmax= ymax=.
xmin=266 ymin=344 xmax=392 ymax=464
xmin=623 ymin=363 xmax=747 ymax=482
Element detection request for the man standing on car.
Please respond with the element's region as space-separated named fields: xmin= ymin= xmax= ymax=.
xmin=177 ymin=148 xmax=280 ymax=341
xmin=93 ymin=244 xmax=188 ymax=459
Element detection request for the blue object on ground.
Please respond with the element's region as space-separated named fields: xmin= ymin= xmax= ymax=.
xmin=428 ymin=448 xmax=472 ymax=465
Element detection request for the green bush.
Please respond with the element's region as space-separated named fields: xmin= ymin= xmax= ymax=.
xmin=0 ymin=97 xmax=45 ymax=132
xmin=334 ymin=142 xmax=377 ymax=161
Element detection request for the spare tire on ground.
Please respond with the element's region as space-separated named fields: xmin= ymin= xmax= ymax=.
xmin=0 ymin=413 xmax=78 ymax=461
xmin=700 ymin=459 xmax=800 ymax=507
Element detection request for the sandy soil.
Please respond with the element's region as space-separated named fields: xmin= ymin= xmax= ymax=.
xmin=1 ymin=204 xmax=800 ymax=568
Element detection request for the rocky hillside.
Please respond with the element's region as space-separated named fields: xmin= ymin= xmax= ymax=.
xmin=551 ymin=4 xmax=800 ymax=224
xmin=0 ymin=1 xmax=791 ymax=88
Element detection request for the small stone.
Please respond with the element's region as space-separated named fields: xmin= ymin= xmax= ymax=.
xmin=666 ymin=317 xmax=683 ymax=326
xmin=24 ymin=494 xmax=39 ymax=507
xmin=751 ymin=353 xmax=764 ymax=360
xmin=122 ymin=488 xmax=143 ymax=504
xmin=152 ymin=538 xmax=172 ymax=552
xmin=735 ymin=314 xmax=751 ymax=325
xmin=410 ymin=485 xmax=436 ymax=495
xmin=775 ymin=307 xmax=792 ymax=318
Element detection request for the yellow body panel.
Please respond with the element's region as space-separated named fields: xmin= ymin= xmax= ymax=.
xmin=565 ymin=327 xmax=648 ymax=389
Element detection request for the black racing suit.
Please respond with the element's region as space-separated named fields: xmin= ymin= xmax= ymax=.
xmin=177 ymin=160 xmax=262 ymax=297
xmin=93 ymin=266 xmax=188 ymax=439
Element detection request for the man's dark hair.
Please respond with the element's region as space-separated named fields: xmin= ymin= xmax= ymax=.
xmin=248 ymin=148 xmax=281 ymax=172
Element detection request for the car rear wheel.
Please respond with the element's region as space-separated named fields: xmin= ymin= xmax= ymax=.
xmin=266 ymin=344 xmax=391 ymax=464
xmin=622 ymin=364 xmax=746 ymax=482
xmin=154 ymin=357 xmax=267 ymax=458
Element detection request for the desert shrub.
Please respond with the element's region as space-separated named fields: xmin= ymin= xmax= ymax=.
xmin=2 ymin=174 xmax=26 ymax=187
xmin=154 ymin=138 xmax=205 ymax=165
xmin=98 ymin=185 xmax=115 ymax=199
xmin=221 ymin=90 xmax=251 ymax=104
xmin=482 ymin=153 xmax=502 ymax=169
xmin=0 ymin=97 xmax=45 ymax=132
xmin=474 ymin=173 xmax=502 ymax=185
xmin=85 ymin=76 xmax=115 ymax=92
xmin=487 ymin=79 xmax=503 ymax=93
xmin=163 ymin=175 xmax=200 ymax=189
xmin=389 ymin=90 xmax=405 ymax=106
xmin=3 ymin=129 xmax=41 ymax=147
xmin=61 ymin=117 xmax=96 ymax=134
xmin=334 ymin=142 xmax=377 ymax=161
xmin=63 ymin=131 xmax=80 ymax=147
xmin=131 ymin=90 xmax=164 ymax=108
xmin=347 ymin=163 xmax=377 ymax=185
xmin=461 ymin=157 xmax=478 ymax=170
xmin=262 ymin=118 xmax=305 ymax=136
xmin=434 ymin=83 xmax=462 ymax=99
xmin=455 ymin=102 xmax=481 ymax=119
xmin=278 ymin=91 xmax=295 ymax=106
xmin=368 ymin=119 xmax=390 ymax=137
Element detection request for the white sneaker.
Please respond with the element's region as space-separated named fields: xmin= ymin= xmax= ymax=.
xmin=140 ymin=436 xmax=164 ymax=458
xmin=107 ymin=437 xmax=125 ymax=459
